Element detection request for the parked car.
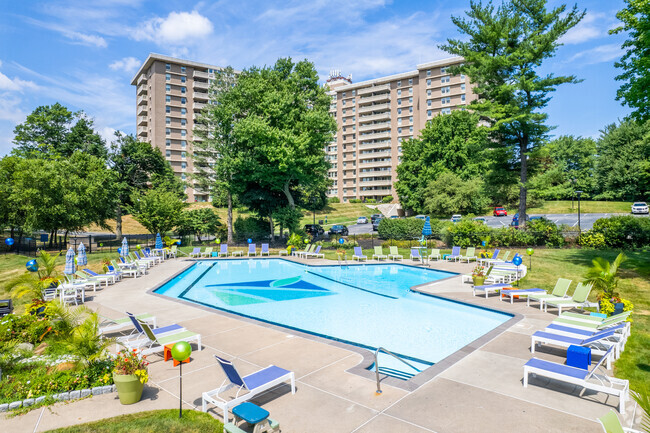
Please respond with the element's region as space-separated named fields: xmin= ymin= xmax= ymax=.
xmin=473 ymin=217 xmax=486 ymax=224
xmin=631 ymin=202 xmax=649 ymax=214
xmin=303 ymin=224 xmax=324 ymax=236
xmin=414 ymin=215 xmax=427 ymax=220
xmin=390 ymin=215 xmax=400 ymax=219
xmin=370 ymin=214 xmax=382 ymax=223
xmin=493 ymin=206 xmax=508 ymax=217
xmin=372 ymin=218 xmax=382 ymax=231
xmin=510 ymin=214 xmax=546 ymax=228
xmin=328 ymin=225 xmax=349 ymax=236
xmin=357 ymin=216 xmax=368 ymax=224
xmin=451 ymin=214 xmax=462 ymax=223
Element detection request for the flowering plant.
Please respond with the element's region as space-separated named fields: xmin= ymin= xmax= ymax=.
xmin=113 ymin=349 xmax=149 ymax=384
xmin=336 ymin=248 xmax=346 ymax=256
xmin=471 ymin=265 xmax=487 ymax=278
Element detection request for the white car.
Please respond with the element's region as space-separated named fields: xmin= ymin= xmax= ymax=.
xmin=357 ymin=216 xmax=368 ymax=224
xmin=451 ymin=214 xmax=462 ymax=223
xmin=631 ymin=202 xmax=649 ymax=214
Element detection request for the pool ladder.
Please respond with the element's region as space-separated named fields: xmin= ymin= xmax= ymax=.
xmin=374 ymin=347 xmax=421 ymax=394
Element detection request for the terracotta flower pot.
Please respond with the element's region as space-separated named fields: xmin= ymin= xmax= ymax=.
xmin=113 ymin=373 xmax=144 ymax=405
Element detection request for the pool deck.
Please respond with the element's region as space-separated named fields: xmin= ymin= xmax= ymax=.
xmin=1 ymin=256 xmax=642 ymax=432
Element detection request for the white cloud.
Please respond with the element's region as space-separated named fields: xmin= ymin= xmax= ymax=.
xmin=568 ymin=43 xmax=623 ymax=65
xmin=64 ymin=30 xmax=108 ymax=48
xmin=560 ymin=12 xmax=616 ymax=45
xmin=134 ymin=10 xmax=213 ymax=45
xmin=109 ymin=57 xmax=141 ymax=73
xmin=0 ymin=71 xmax=38 ymax=92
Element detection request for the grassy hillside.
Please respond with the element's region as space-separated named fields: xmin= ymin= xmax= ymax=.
xmin=486 ymin=201 xmax=632 ymax=216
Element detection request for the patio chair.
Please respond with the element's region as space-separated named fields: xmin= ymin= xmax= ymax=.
xmin=388 ymin=246 xmax=403 ymax=261
xmin=527 ymin=278 xmax=572 ymax=310
xmin=531 ymin=328 xmax=622 ymax=366
xmin=560 ymin=311 xmax=631 ymax=324
xmin=0 ymin=299 xmax=13 ymax=317
xmin=202 ymin=355 xmax=295 ymax=422
xmin=75 ymin=270 xmax=108 ymax=290
xmin=80 ymin=269 xmax=114 ymax=286
xmin=116 ymin=313 xmax=185 ymax=346
xmin=201 ymin=247 xmax=214 ymax=258
xmin=60 ymin=286 xmax=82 ymax=305
xmin=353 ymin=247 xmax=367 ymax=261
xmin=523 ymin=346 xmax=629 ymax=414
xmin=553 ymin=312 xmax=632 ymax=333
xmin=428 ymin=248 xmax=441 ymax=261
xmin=168 ymin=245 xmax=178 ymax=258
xmin=597 ymin=409 xmax=642 ymax=433
xmin=189 ymin=247 xmax=202 ymax=258
xmin=123 ymin=321 xmax=201 ymax=356
xmin=544 ymin=282 xmax=593 ymax=314
xmin=247 ymin=244 xmax=257 ymax=256
xmin=128 ymin=252 xmax=152 ymax=269
xmin=218 ymin=244 xmax=229 ymax=257
xmin=142 ymin=249 xmax=163 ymax=264
xmin=410 ymin=248 xmax=422 ymax=261
xmin=372 ymin=246 xmax=387 ymax=261
xmin=99 ymin=312 xmax=157 ymax=334
xmin=133 ymin=251 xmax=157 ymax=266
xmin=545 ymin=322 xmax=629 ymax=353
xmin=110 ymin=261 xmax=139 ymax=278
xmin=260 ymin=243 xmax=270 ymax=256
xmin=67 ymin=273 xmax=98 ymax=292
xmin=104 ymin=264 xmax=124 ymax=280
xmin=298 ymin=245 xmax=315 ymax=258
xmin=305 ymin=245 xmax=324 ymax=259
xmin=231 ymin=248 xmax=243 ymax=257
xmin=445 ymin=246 xmax=461 ymax=262
xmin=84 ymin=267 xmax=120 ymax=282
xmin=460 ymin=247 xmax=477 ymax=263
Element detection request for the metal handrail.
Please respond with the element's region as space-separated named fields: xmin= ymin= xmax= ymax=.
xmin=374 ymin=347 xmax=421 ymax=394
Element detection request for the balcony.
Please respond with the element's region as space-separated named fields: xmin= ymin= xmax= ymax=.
xmin=193 ymin=102 xmax=206 ymax=111
xmin=136 ymin=74 xmax=147 ymax=85
xmin=137 ymin=116 xmax=147 ymax=126
xmin=137 ymin=127 xmax=147 ymax=137
xmin=358 ymin=121 xmax=390 ymax=133
xmin=137 ymin=105 xmax=148 ymax=116
xmin=358 ymin=103 xmax=390 ymax=114
xmin=360 ymin=149 xmax=392 ymax=158
xmin=359 ymin=140 xmax=391 ymax=150
xmin=359 ymin=160 xmax=391 ymax=168
xmin=359 ymin=179 xmax=392 ymax=187
xmin=359 ymin=131 xmax=391 ymax=142
xmin=358 ymin=93 xmax=390 ymax=105
xmin=193 ymin=80 xmax=209 ymax=90
xmin=358 ymin=112 xmax=391 ymax=124
xmin=357 ymin=83 xmax=391 ymax=95
xmin=360 ymin=188 xmax=390 ymax=196
xmin=137 ymin=84 xmax=147 ymax=96
xmin=193 ymin=70 xmax=209 ymax=79
xmin=194 ymin=91 xmax=209 ymax=101
xmin=137 ymin=96 xmax=147 ymax=106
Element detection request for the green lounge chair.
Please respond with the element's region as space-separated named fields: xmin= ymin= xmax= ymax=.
xmin=544 ymin=282 xmax=593 ymax=314
xmin=428 ymin=248 xmax=441 ymax=261
xmin=561 ymin=311 xmax=630 ymax=324
xmin=388 ymin=246 xmax=402 ymax=261
xmin=554 ymin=312 xmax=632 ymax=332
xmin=460 ymin=247 xmax=477 ymax=263
xmin=201 ymin=247 xmax=213 ymax=258
xmin=99 ymin=313 xmax=157 ymax=334
xmin=123 ymin=321 xmax=201 ymax=356
xmin=597 ymin=409 xmax=641 ymax=433
xmin=299 ymin=244 xmax=315 ymax=258
xmin=527 ymin=278 xmax=572 ymax=310
xmin=372 ymin=246 xmax=387 ymax=260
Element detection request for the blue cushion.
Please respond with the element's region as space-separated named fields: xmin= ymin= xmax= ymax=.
xmin=243 ymin=365 xmax=292 ymax=390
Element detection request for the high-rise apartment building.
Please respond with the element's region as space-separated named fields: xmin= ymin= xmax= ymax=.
xmin=324 ymin=57 xmax=475 ymax=202
xmin=130 ymin=53 xmax=228 ymax=202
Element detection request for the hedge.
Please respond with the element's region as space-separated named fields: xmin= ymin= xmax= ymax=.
xmin=377 ymin=218 xmax=425 ymax=240
xmin=580 ymin=215 xmax=650 ymax=249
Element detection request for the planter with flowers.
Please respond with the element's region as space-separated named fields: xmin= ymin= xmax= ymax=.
xmin=585 ymin=253 xmax=634 ymax=317
xmin=471 ymin=265 xmax=488 ymax=286
xmin=113 ymin=350 xmax=148 ymax=405
xmin=336 ymin=248 xmax=346 ymax=260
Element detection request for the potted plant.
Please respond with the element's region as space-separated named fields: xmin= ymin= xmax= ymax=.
xmin=471 ymin=265 xmax=487 ymax=286
xmin=286 ymin=233 xmax=303 ymax=255
xmin=336 ymin=248 xmax=346 ymax=260
xmin=113 ymin=349 xmax=149 ymax=404
xmin=585 ymin=252 xmax=633 ymax=316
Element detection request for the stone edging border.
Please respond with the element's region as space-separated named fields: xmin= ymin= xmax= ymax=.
xmin=0 ymin=385 xmax=116 ymax=412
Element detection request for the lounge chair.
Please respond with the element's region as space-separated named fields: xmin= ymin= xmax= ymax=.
xmin=0 ymin=299 xmax=13 ymax=317
xmin=80 ymin=269 xmax=115 ymax=286
xmin=527 ymin=278 xmax=572 ymax=310
xmin=168 ymin=245 xmax=178 ymax=258
xmin=218 ymin=244 xmax=229 ymax=257
xmin=372 ymin=246 xmax=387 ymax=261
xmin=553 ymin=312 xmax=632 ymax=334
xmin=189 ymin=247 xmax=201 ymax=258
xmin=478 ymin=249 xmax=500 ymax=266
xmin=201 ymin=247 xmax=214 ymax=258
xmin=460 ymin=247 xmax=477 ymax=263
xmin=99 ymin=313 xmax=156 ymax=334
xmin=523 ymin=346 xmax=629 ymax=414
xmin=67 ymin=273 xmax=98 ymax=292
xmin=294 ymin=245 xmax=310 ymax=257
xmin=298 ymin=245 xmax=315 ymax=258
xmin=110 ymin=261 xmax=139 ymax=278
xmin=142 ymin=249 xmax=163 ymax=264
xmin=85 ymin=267 xmax=120 ymax=282
xmin=353 ymin=247 xmax=367 ymax=261
xmin=104 ymin=265 xmax=124 ymax=280
xmin=472 ymin=283 xmax=512 ymax=299
xmin=428 ymin=248 xmax=441 ymax=261
xmin=260 ymin=243 xmax=270 ymax=256
xmin=116 ymin=313 xmax=185 ymax=345
xmin=75 ymin=270 xmax=109 ymax=289
xmin=597 ymin=409 xmax=642 ymax=433
xmin=445 ymin=246 xmax=461 ymax=262
xmin=59 ymin=286 xmax=82 ymax=305
xmin=560 ymin=311 xmax=631 ymax=324
xmin=247 ymin=244 xmax=257 ymax=256
xmin=544 ymin=282 xmax=593 ymax=314
xmin=133 ymin=251 xmax=157 ymax=266
xmin=388 ymin=246 xmax=403 ymax=261
xmin=231 ymin=248 xmax=243 ymax=257
xmin=499 ymin=287 xmax=546 ymax=304
xmin=410 ymin=248 xmax=421 ymax=261
xmin=123 ymin=321 xmax=201 ymax=356
xmin=545 ymin=323 xmax=629 ymax=352
xmin=305 ymin=245 xmax=324 ymax=259
xmin=530 ymin=328 xmax=622 ymax=366
xmin=201 ymin=355 xmax=295 ymax=422
xmin=128 ymin=252 xmax=152 ymax=269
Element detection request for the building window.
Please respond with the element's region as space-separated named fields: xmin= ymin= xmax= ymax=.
xmin=166 ymin=139 xmax=171 ymax=147
xmin=181 ymin=108 xmax=187 ymax=115
xmin=409 ymin=116 xmax=413 ymax=123
xmin=181 ymin=173 xmax=186 ymax=180
xmin=441 ymin=97 xmax=451 ymax=105
xmin=461 ymin=84 xmax=466 ymax=91
xmin=166 ymin=95 xmax=171 ymax=103
xmin=427 ymin=100 xmax=432 ymax=107
xmin=427 ymin=110 xmax=432 ymax=117
xmin=181 ymin=66 xmax=186 ymax=73
xmin=442 ymin=86 xmax=451 ymax=94
xmin=342 ymin=100 xmax=346 ymax=106
xmin=165 ymin=63 xmax=171 ymax=70
xmin=410 ymin=126 xmax=413 ymax=133
xmin=181 ymin=119 xmax=186 ymax=126
xmin=352 ymin=90 xmax=356 ymax=96
xmin=427 ymin=79 xmax=432 ymax=86
xmin=342 ymin=92 xmax=346 ymax=97
xmin=427 ymin=89 xmax=432 ymax=96
xmin=397 ymin=89 xmax=401 ymax=96
xmin=181 ymin=162 xmax=187 ymax=169
xmin=409 ymin=97 xmax=413 ymax=104
xmin=442 ymin=108 xmax=451 ymax=114
xmin=165 ymin=84 xmax=171 ymax=92
xmin=181 ymin=140 xmax=187 ymax=148
xmin=409 ymin=106 xmax=413 ymax=113
xmin=409 ymin=87 xmax=413 ymax=95
xmin=398 ymin=127 xmax=402 ymax=134
xmin=166 ymin=150 xmax=171 ymax=157
xmin=441 ymin=76 xmax=450 ymax=84
xmin=461 ymin=74 xmax=465 ymax=80
xmin=181 ymin=97 xmax=186 ymax=104
xmin=181 ymin=87 xmax=186 ymax=94
xmin=441 ymin=67 xmax=448 ymax=74
xmin=397 ymin=80 xmax=401 ymax=87
xmin=398 ymin=99 xmax=402 ymax=106
xmin=166 ymin=128 xmax=171 ymax=135
xmin=398 ymin=118 xmax=402 ymax=125
xmin=181 ymin=152 xmax=186 ymax=159
xmin=426 ymin=69 xmax=431 ymax=76
xmin=408 ymin=78 xmax=413 ymax=85
xmin=166 ymin=117 xmax=171 ymax=125
xmin=181 ymin=76 xmax=186 ymax=83
xmin=461 ymin=94 xmax=466 ymax=102
xmin=166 ymin=106 xmax=171 ymax=113
xmin=397 ymin=108 xmax=402 ymax=115
xmin=166 ymin=74 xmax=171 ymax=81
xmin=181 ymin=130 xmax=187 ymax=137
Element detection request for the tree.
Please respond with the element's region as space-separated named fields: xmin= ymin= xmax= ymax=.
xmin=395 ymin=110 xmax=490 ymax=212
xmin=129 ymin=187 xmax=187 ymax=235
xmin=610 ymin=0 xmax=650 ymax=122
xmin=176 ymin=207 xmax=221 ymax=242
xmin=423 ymin=172 xmax=489 ymax=216
xmin=108 ymin=133 xmax=183 ymax=238
xmin=441 ymin=0 xmax=585 ymax=226
xmin=12 ymin=103 xmax=107 ymax=159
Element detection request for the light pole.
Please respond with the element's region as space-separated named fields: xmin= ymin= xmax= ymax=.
xmin=575 ymin=190 xmax=583 ymax=232
xmin=571 ymin=178 xmax=576 ymax=210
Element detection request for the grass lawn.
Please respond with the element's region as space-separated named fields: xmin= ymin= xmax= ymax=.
xmin=518 ymin=200 xmax=631 ymax=215
xmin=46 ymin=409 xmax=223 ymax=433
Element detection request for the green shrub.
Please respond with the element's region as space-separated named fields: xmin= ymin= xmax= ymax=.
xmin=491 ymin=227 xmax=535 ymax=247
xmin=443 ymin=219 xmax=490 ymax=247
xmin=382 ymin=195 xmax=393 ymax=203
xmin=378 ymin=218 xmax=424 ymax=240
xmin=233 ymin=216 xmax=270 ymax=242
xmin=327 ymin=197 xmax=340 ymax=204
xmin=366 ymin=198 xmax=377 ymax=203
xmin=349 ymin=199 xmax=362 ymax=203
xmin=527 ymin=218 xmax=565 ymax=247
xmin=577 ymin=231 xmax=607 ymax=249
xmin=590 ymin=215 xmax=650 ymax=248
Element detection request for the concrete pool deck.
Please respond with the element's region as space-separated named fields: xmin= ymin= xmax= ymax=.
xmin=1 ymin=256 xmax=641 ymax=432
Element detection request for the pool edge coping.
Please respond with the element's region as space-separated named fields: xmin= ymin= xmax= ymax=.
xmin=146 ymin=257 xmax=523 ymax=392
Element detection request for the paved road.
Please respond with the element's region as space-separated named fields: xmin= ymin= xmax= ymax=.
xmin=344 ymin=212 xmax=649 ymax=235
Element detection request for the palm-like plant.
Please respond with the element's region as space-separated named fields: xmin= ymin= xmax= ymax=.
xmin=7 ymin=250 xmax=61 ymax=301
xmin=584 ymin=252 xmax=627 ymax=300
xmin=632 ymin=387 xmax=650 ymax=433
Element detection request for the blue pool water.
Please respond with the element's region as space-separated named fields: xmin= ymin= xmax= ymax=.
xmin=155 ymin=259 xmax=511 ymax=371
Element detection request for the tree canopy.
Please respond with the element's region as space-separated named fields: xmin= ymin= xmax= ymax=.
xmin=129 ymin=188 xmax=187 ymax=235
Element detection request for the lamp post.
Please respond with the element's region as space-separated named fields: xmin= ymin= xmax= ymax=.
xmin=575 ymin=190 xmax=583 ymax=232
xmin=571 ymin=178 xmax=576 ymax=210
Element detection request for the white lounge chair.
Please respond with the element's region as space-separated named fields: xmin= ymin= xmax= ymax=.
xmin=428 ymin=248 xmax=441 ymax=261
xmin=460 ymin=247 xmax=477 ymax=263
xmin=305 ymin=245 xmax=324 ymax=259
xmin=530 ymin=328 xmax=623 ymax=367
xmin=544 ymin=282 xmax=593 ymax=314
xmin=388 ymin=246 xmax=402 ymax=261
xmin=123 ymin=321 xmax=201 ymax=356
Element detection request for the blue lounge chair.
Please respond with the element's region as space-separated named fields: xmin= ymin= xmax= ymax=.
xmin=189 ymin=247 xmax=201 ymax=258
xmin=545 ymin=323 xmax=629 ymax=352
xmin=472 ymin=283 xmax=512 ymax=298
xmin=410 ymin=248 xmax=421 ymax=261
xmin=305 ymin=245 xmax=324 ymax=259
xmin=82 ymin=268 xmax=117 ymax=284
xmin=353 ymin=247 xmax=367 ymax=261
xmin=219 ymin=244 xmax=229 ymax=257
xmin=530 ymin=328 xmax=622 ymax=366
xmin=247 ymin=244 xmax=257 ymax=256
xmin=445 ymin=246 xmax=461 ymax=262
xmin=260 ymin=243 xmax=270 ymax=256
xmin=202 ymin=355 xmax=295 ymax=422
xmin=523 ymin=346 xmax=629 ymax=414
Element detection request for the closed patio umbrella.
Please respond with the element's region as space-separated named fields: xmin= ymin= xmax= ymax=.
xmin=121 ymin=237 xmax=129 ymax=257
xmin=155 ymin=233 xmax=163 ymax=250
xmin=77 ymin=242 xmax=87 ymax=266
xmin=422 ymin=216 xmax=432 ymax=237
xmin=64 ymin=247 xmax=76 ymax=275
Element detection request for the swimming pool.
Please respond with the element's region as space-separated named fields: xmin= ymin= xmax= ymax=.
xmin=155 ymin=259 xmax=511 ymax=372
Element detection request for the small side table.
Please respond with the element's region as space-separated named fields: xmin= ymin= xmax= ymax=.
xmin=232 ymin=402 xmax=273 ymax=433
xmin=566 ymin=345 xmax=591 ymax=370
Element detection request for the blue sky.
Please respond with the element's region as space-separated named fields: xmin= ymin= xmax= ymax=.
xmin=0 ymin=0 xmax=630 ymax=155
